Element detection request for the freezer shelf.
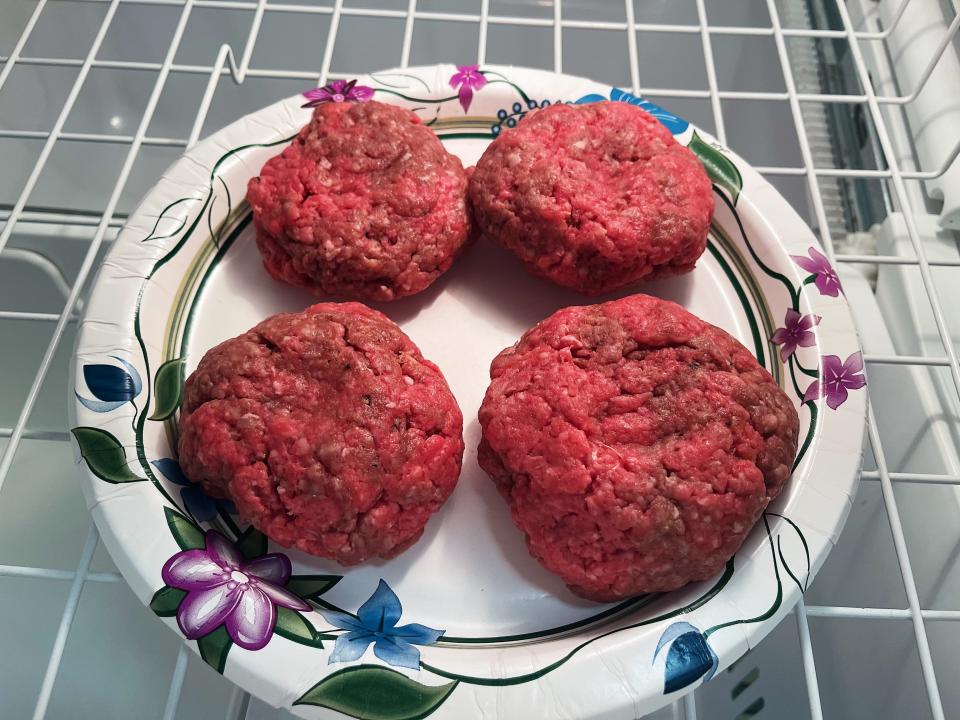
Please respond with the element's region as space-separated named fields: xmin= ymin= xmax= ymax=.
xmin=1 ymin=0 xmax=959 ymax=718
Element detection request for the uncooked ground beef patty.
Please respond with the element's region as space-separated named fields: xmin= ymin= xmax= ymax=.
xmin=178 ymin=303 xmax=464 ymax=564
xmin=478 ymin=294 xmax=798 ymax=601
xmin=246 ymin=101 xmax=470 ymax=301
xmin=469 ymin=101 xmax=714 ymax=295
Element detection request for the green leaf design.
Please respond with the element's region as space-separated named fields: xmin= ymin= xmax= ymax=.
xmin=768 ymin=512 xmax=811 ymax=592
xmin=207 ymin=177 xmax=232 ymax=248
xmin=164 ymin=506 xmax=205 ymax=550
xmin=71 ymin=427 xmax=143 ymax=483
xmin=689 ymin=131 xmax=742 ymax=205
xmin=274 ymin=606 xmax=323 ymax=647
xmin=286 ymin=574 xmax=342 ymax=601
xmin=294 ymin=665 xmax=458 ymax=720
xmin=150 ymin=585 xmax=187 ymax=617
xmin=197 ymin=626 xmax=232 ymax=674
xmin=235 ymin=525 xmax=267 ymax=560
xmin=142 ymin=196 xmax=198 ymax=243
xmin=148 ymin=357 xmax=186 ymax=421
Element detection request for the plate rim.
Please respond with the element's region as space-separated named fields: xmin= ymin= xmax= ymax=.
xmin=70 ymin=63 xmax=867 ymax=719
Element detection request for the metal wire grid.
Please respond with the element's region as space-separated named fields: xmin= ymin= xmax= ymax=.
xmin=0 ymin=0 xmax=958 ymax=718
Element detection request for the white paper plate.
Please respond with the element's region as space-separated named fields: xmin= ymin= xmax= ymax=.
xmin=70 ymin=64 xmax=866 ymax=719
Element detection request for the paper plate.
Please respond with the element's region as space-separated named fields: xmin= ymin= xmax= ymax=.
xmin=70 ymin=64 xmax=866 ymax=719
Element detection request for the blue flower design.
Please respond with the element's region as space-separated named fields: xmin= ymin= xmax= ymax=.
xmin=151 ymin=458 xmax=236 ymax=522
xmin=490 ymin=98 xmax=557 ymax=136
xmin=320 ymin=579 xmax=444 ymax=670
xmin=76 ymin=356 xmax=143 ymax=413
xmin=654 ymin=621 xmax=718 ymax=694
xmin=575 ymin=87 xmax=689 ymax=135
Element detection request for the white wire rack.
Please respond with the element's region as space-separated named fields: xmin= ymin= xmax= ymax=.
xmin=1 ymin=0 xmax=959 ymax=718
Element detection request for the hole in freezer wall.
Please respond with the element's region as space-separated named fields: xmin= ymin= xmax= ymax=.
xmin=248 ymin=10 xmax=332 ymax=73
xmin=562 ymin=28 xmax=632 ymax=87
xmin=704 ymin=0 xmax=771 ymax=29
xmin=411 ymin=20 xmax=481 ymax=67
xmin=486 ymin=24 xmax=553 ymax=71
xmin=331 ymin=16 xmax=405 ymax=75
xmin=736 ymin=696 xmax=766 ymax=719
xmin=636 ymin=33 xmax=708 ymax=91
xmin=731 ymin=667 xmax=760 ymax=700
xmin=712 ymin=35 xmax=786 ymax=94
xmin=20 ymin=0 xmax=106 ymax=60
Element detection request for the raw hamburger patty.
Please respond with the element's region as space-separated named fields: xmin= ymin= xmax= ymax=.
xmin=246 ymin=101 xmax=471 ymax=301
xmin=469 ymin=101 xmax=714 ymax=295
xmin=478 ymin=294 xmax=798 ymax=601
xmin=178 ymin=302 xmax=464 ymax=564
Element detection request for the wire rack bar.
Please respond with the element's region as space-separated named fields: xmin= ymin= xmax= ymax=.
xmin=864 ymin=408 xmax=945 ymax=719
xmin=805 ymin=606 xmax=960 ymax=621
xmin=316 ymin=0 xmax=343 ymax=88
xmin=864 ymin=354 xmax=952 ymax=366
xmin=0 ymin=209 xmax=123 ymax=227
xmin=476 ymin=0 xmax=489 ymax=65
xmin=225 ymin=686 xmax=251 ymax=720
xmin=31 ymin=525 xmax=99 ymax=720
xmin=0 ymin=427 xmax=72 ymax=441
xmin=624 ymin=0 xmax=640 ymax=94
xmin=552 ymin=0 xmax=561 ymax=74
xmin=4 ymin=248 xmax=72 ymax=299
xmin=0 ymin=311 xmax=66 ymax=323
xmin=694 ymin=0 xmax=724 ymax=145
xmin=795 ymin=600 xmax=824 ymax=720
xmin=0 ymin=565 xmax=121 ymax=583
xmin=861 ymin=470 xmax=960 ymax=486
xmin=836 ymin=254 xmax=960 ymax=267
xmin=400 ymin=0 xmax=417 ymax=69
xmin=0 ymin=129 xmax=189 ymax=147
xmin=161 ymin=646 xmax=190 ymax=720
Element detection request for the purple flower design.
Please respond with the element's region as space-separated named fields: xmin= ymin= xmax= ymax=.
xmin=301 ymin=79 xmax=374 ymax=108
xmin=804 ymin=351 xmax=866 ymax=410
xmin=320 ymin=579 xmax=443 ymax=670
xmin=791 ymin=247 xmax=842 ymax=297
xmin=771 ymin=310 xmax=821 ymax=362
xmin=449 ymin=64 xmax=488 ymax=113
xmin=162 ymin=531 xmax=309 ymax=651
